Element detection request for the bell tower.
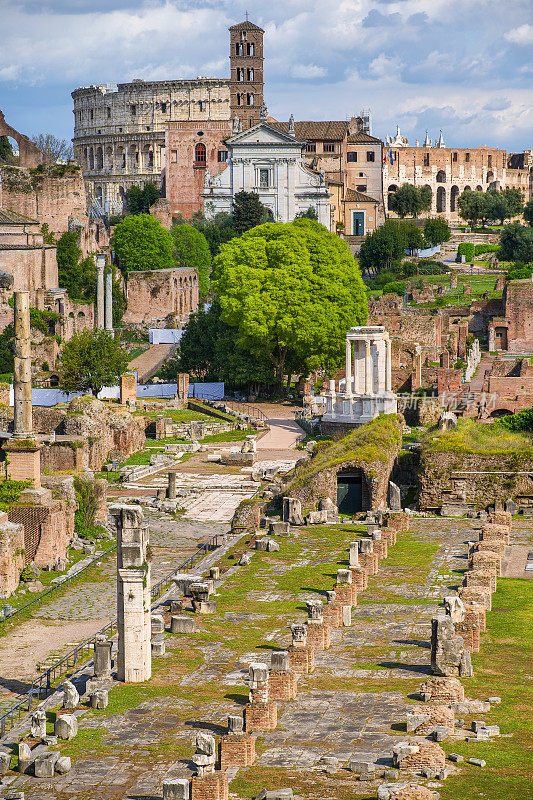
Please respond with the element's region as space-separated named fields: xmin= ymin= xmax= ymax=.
xmin=229 ymin=20 xmax=264 ymax=129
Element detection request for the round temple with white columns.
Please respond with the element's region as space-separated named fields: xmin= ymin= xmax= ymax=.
xmin=322 ymin=326 xmax=397 ymax=427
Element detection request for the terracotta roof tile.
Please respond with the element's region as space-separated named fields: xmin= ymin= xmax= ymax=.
xmin=344 ymin=188 xmax=380 ymax=203
xmin=271 ymin=121 xmax=349 ymax=140
xmin=347 ymin=132 xmax=383 ymax=144
xmin=229 ymin=20 xmax=265 ymax=32
xmin=0 ymin=208 xmax=39 ymax=225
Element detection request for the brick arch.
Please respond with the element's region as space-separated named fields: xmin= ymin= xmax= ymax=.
xmin=0 ymin=110 xmax=46 ymax=168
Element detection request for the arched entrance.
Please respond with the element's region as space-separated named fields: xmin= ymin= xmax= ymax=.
xmin=387 ymin=184 xmax=398 ymax=211
xmin=450 ymin=185 xmax=459 ymax=212
xmin=436 ymin=186 xmax=446 ymax=213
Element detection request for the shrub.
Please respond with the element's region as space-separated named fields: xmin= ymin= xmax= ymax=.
xmin=475 ymin=243 xmax=500 ymax=255
xmin=381 ymin=280 xmax=406 ymax=296
xmin=456 ymin=242 xmax=475 ymax=262
xmin=501 ymin=407 xmax=533 ymax=432
xmin=0 ymin=478 xmax=31 ymax=511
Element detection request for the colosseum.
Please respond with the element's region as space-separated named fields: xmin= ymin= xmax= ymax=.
xmin=383 ymin=126 xmax=532 ymax=222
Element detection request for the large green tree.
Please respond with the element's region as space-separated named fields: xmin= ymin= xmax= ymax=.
xmin=424 ymin=217 xmax=451 ymax=246
xmin=231 ymin=190 xmax=273 ymax=234
xmin=59 ymin=329 xmax=129 ymax=396
xmin=171 ymin=224 xmax=211 ymax=300
xmin=192 ymin=212 xmax=237 ymax=258
xmin=500 ymin=223 xmax=533 ymax=263
xmin=126 ymin=182 xmax=160 ymax=214
xmin=523 ymin=198 xmax=533 ymax=227
xmin=212 ymin=219 xmax=367 ymax=384
xmin=389 ymin=183 xmax=426 ymax=218
xmin=458 ymin=189 xmax=488 ymax=227
xmin=0 ymin=137 xmax=14 ymax=163
xmin=111 ymin=214 xmax=174 ymax=274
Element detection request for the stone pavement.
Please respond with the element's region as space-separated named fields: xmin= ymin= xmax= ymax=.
xmin=256 ymin=404 xmax=305 ymax=453
xmin=0 ymin=512 xmax=225 ymax=709
xmin=128 ymin=343 xmax=175 ymax=382
xmin=2 ymin=515 xmax=496 ymax=800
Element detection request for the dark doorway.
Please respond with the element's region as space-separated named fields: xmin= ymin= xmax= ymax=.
xmin=337 ymin=472 xmax=363 ymax=514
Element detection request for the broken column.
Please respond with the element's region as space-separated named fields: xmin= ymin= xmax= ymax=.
xmin=268 ymin=650 xmax=298 ymax=701
xmin=287 ymin=623 xmax=314 ymax=674
xmin=333 ymin=568 xmax=357 ymax=606
xmin=30 ymin=708 xmax=47 ymax=740
xmin=322 ymin=589 xmax=343 ymax=627
xmin=431 ymin=616 xmax=473 ymax=677
xmin=244 ymin=662 xmax=277 ymax=732
xmin=93 ymin=635 xmax=113 ymax=678
xmin=282 ymin=497 xmax=304 ymax=526
xmin=190 ymin=733 xmax=229 ymax=800
xmin=219 ymin=714 xmax=256 ymax=770
xmin=4 ymin=291 xmax=42 ymax=489
xmin=419 ymin=676 xmax=465 ymax=703
xmin=372 ymin=528 xmax=388 ymax=560
xmin=112 ymin=504 xmax=151 ymax=683
xmin=190 ymin=582 xmax=216 ymax=614
xmin=392 ymin=739 xmax=446 ymax=778
xmin=305 ymin=599 xmax=331 ymax=650
xmin=349 ymin=542 xmax=368 ymax=591
xmin=358 ymin=539 xmax=378 ymax=575
xmin=167 ymin=470 xmax=177 ymax=500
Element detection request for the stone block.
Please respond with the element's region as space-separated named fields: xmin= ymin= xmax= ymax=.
xmin=173 ymin=573 xmax=203 ymax=596
xmin=209 ymin=567 xmax=220 ymax=580
xmin=151 ymin=614 xmax=165 ymax=634
xmin=55 ymin=756 xmax=71 ymax=774
xmin=219 ymin=732 xmax=256 ymax=770
xmin=0 ymin=751 xmax=10 ymax=774
xmin=94 ymin=639 xmax=113 ymax=677
xmin=342 ymin=605 xmax=352 ymax=626
xmin=434 ymin=725 xmax=451 ymax=741
xmin=192 ymin=600 xmax=216 ymax=614
xmin=163 ymin=778 xmax=190 ymax=800
xmin=431 ymin=615 xmax=473 ymax=677
xmin=239 ymin=553 xmax=252 ymax=566
xmin=17 ymin=742 xmax=32 ymax=774
xmin=253 ymin=790 xmax=293 ymax=800
xmin=448 ymin=752 xmax=463 ymax=762
xmin=468 ymin=758 xmax=486 ymax=767
xmin=152 ymin=636 xmax=166 ymax=656
xmin=34 ymin=752 xmax=59 ymax=778
xmin=305 ymin=510 xmax=328 ymax=525
xmin=90 ymin=689 xmax=109 ymax=709
xmin=349 ymin=760 xmax=375 ymax=773
xmin=30 ymin=708 xmax=47 ymax=739
xmin=269 ymin=521 xmax=290 ymax=536
xmin=190 ymin=771 xmax=228 ymax=800
xmin=171 ymin=615 xmax=196 ymax=634
xmin=62 ymin=680 xmax=79 ymax=710
xmin=55 ymin=714 xmax=78 ymax=740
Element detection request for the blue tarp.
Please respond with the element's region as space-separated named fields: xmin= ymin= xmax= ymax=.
xmin=27 ymin=381 xmax=225 ymax=406
xmin=149 ymin=329 xmax=183 ymax=344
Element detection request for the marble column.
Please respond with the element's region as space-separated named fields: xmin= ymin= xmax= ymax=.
xmin=13 ymin=291 xmax=33 ymax=438
xmin=105 ymin=270 xmax=113 ymax=333
xmin=364 ymin=339 xmax=373 ymax=394
xmin=385 ymin=338 xmax=392 ymax=392
xmin=96 ymin=257 xmax=105 ymax=329
xmin=345 ymin=339 xmax=352 ymax=396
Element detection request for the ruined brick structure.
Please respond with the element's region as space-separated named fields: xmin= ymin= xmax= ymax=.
xmin=0 ymin=512 xmax=25 ymax=596
xmin=122 ymin=267 xmax=199 ymax=326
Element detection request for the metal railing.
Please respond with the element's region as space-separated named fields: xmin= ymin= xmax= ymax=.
xmin=0 ymin=529 xmax=230 ymax=739
xmin=1 ymin=544 xmax=117 ymax=630
xmin=221 ymin=401 xmax=269 ymax=426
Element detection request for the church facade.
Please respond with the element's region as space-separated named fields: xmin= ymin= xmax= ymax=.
xmin=202 ymin=118 xmax=331 ymax=225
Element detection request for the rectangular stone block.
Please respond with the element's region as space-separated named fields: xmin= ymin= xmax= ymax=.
xmin=171 ymin=615 xmax=196 ymax=633
xmin=163 ymin=778 xmax=190 ymax=799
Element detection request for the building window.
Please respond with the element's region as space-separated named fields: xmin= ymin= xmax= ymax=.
xmin=171 ymin=150 xmax=178 ymax=163
xmin=194 ymin=143 xmax=206 ymax=164
xmin=218 ymin=150 xmax=228 ymax=162
xmin=323 ymin=141 xmax=335 ymax=153
xmin=199 ymin=100 xmax=207 ymax=111
xmin=259 ymin=169 xmax=269 ymax=188
xmin=90 ymin=109 xmax=93 ymax=121
xmin=236 ymin=43 xmax=244 ymax=56
xmin=161 ymin=102 xmax=167 ymax=113
xmin=241 ymin=31 xmax=247 ymax=41
xmin=347 ymin=151 xmax=357 ymax=162
xmin=465 ymin=152 xmax=470 ymax=162
xmin=366 ymin=150 xmax=375 ymax=162
xmin=107 ymin=107 xmax=111 ymax=119
xmin=247 ymin=43 xmax=255 ymax=56
xmin=130 ymin=104 xmax=136 ymax=115
xmin=305 ymin=142 xmax=316 ymax=153
xmin=247 ymin=68 xmax=254 ymax=81
xmin=487 ymin=154 xmax=492 ymax=167
xmin=453 ymin=152 xmax=458 ymax=162
xmin=247 ymin=93 xmax=254 ymax=106
xmin=237 ymin=68 xmax=245 ymax=81
xmin=423 ymin=152 xmax=430 ymax=166
xmin=357 ymin=185 xmax=367 ymax=192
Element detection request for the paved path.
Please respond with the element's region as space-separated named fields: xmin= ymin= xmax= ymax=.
xmin=256 ymin=404 xmax=305 ymax=453
xmin=129 ymin=343 xmax=175 ymax=383
xmin=467 ymin=354 xmax=494 ymax=392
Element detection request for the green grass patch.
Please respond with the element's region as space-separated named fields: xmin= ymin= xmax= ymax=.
xmin=422 ymin=418 xmax=533 ymax=459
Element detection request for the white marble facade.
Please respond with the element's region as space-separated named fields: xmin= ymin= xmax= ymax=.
xmin=202 ymin=118 xmax=331 ymax=226
xmin=322 ymin=326 xmax=397 ymax=425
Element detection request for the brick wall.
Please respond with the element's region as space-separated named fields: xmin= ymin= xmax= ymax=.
xmin=123 ymin=267 xmax=199 ymax=325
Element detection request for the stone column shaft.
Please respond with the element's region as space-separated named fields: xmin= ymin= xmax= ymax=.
xmin=13 ymin=291 xmax=33 ymax=437
xmin=96 ymin=264 xmax=105 ymax=329
xmin=105 ymin=270 xmax=113 ymax=332
xmin=385 ymin=338 xmax=392 ymax=392
xmin=364 ymin=339 xmax=373 ymax=395
xmin=345 ymin=338 xmax=352 ymax=396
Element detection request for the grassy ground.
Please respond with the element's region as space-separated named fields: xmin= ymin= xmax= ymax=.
xmin=136 ymin=409 xmax=215 ymax=422
xmin=423 ymin=418 xmax=533 ymax=457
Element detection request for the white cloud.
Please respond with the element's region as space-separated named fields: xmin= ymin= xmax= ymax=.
xmin=504 ymin=24 xmax=533 ymax=45
xmin=291 ymin=63 xmax=327 ymax=79
xmin=368 ymin=53 xmax=401 ymax=79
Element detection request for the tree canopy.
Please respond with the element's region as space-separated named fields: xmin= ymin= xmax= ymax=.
xmin=500 ymin=223 xmax=533 ymax=263
xmin=424 ymin=217 xmax=451 ymax=246
xmin=32 ymin=133 xmax=73 ymax=161
xmin=126 ymin=182 xmax=160 ymax=214
xmin=171 ymin=224 xmax=211 ymax=300
xmin=111 ymin=214 xmax=174 ymax=274
xmin=359 ymin=219 xmax=425 ymax=274
xmin=523 ymin=199 xmax=533 ymax=227
xmin=458 ymin=187 xmax=524 ymax=227
xmin=231 ymin=190 xmax=273 ymax=234
xmin=212 ymin=219 xmax=367 ymax=383
xmin=389 ymin=184 xmax=432 ymax=218
xmin=0 ymin=137 xmax=14 ymax=163
xmin=59 ymin=329 xmax=130 ymax=396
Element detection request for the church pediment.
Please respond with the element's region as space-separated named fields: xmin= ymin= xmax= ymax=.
xmin=226 ymin=121 xmax=305 ymax=147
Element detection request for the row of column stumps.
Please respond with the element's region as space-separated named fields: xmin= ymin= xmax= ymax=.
xmin=161 ymin=511 xmax=408 ymax=800
xmin=391 ymin=506 xmax=511 ymax=790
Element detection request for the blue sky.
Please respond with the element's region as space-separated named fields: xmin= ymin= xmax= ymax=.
xmin=1 ymin=0 xmax=532 ymax=151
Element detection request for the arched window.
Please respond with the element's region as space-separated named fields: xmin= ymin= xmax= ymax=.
xmin=436 ymin=170 xmax=446 ymax=183
xmin=387 ymin=184 xmax=397 ymax=211
xmin=450 ymin=185 xmax=459 ymax=212
xmin=247 ymin=68 xmax=254 ymax=81
xmin=194 ymin=143 xmax=206 ymax=164
xmin=247 ymin=43 xmax=255 ymax=56
xmin=247 ymin=93 xmax=254 ymax=106
xmin=476 ymin=185 xmax=483 ymax=192
xmin=487 ymin=171 xmax=494 ymax=182
xmin=464 ymin=185 xmax=471 ymax=192
xmin=89 ymin=148 xmax=95 ymax=171
xmin=436 ymin=186 xmax=446 ymax=213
